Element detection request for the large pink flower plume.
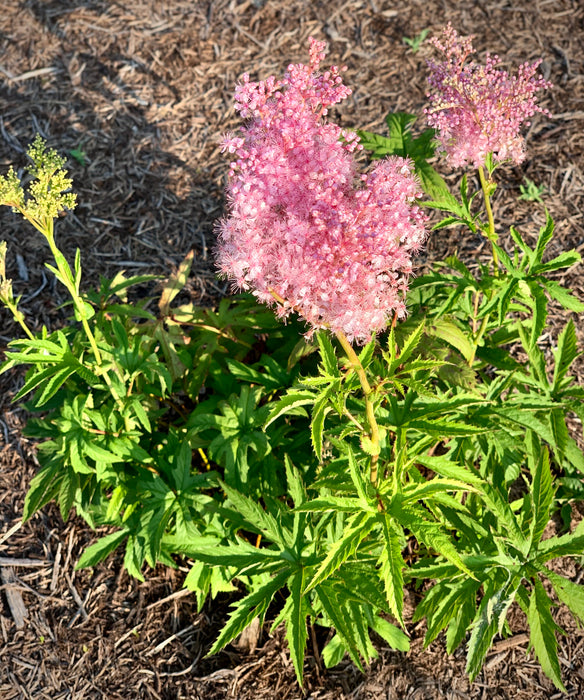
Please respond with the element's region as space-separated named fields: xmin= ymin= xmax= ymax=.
xmin=425 ymin=24 xmax=552 ymax=169
xmin=216 ymin=38 xmax=427 ymax=344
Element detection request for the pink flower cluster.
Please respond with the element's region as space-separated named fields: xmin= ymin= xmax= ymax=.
xmin=425 ymin=25 xmax=552 ymax=169
xmin=217 ymin=39 xmax=427 ymax=343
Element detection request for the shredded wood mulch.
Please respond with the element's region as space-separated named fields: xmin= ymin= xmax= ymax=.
xmin=1 ymin=0 xmax=584 ymax=697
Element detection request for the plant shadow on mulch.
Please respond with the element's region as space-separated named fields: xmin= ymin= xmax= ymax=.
xmin=1 ymin=0 xmax=584 ymax=698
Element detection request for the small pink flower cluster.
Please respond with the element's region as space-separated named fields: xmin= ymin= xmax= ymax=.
xmin=425 ymin=24 xmax=552 ymax=169
xmin=217 ymin=39 xmax=427 ymax=343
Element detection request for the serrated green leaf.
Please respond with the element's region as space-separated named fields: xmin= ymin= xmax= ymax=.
xmin=307 ymin=511 xmax=376 ymax=592
xmin=378 ymin=515 xmax=404 ymax=626
xmin=528 ymin=578 xmax=566 ymax=692
xmin=76 ymin=529 xmax=129 ymax=569
xmin=285 ymin=570 xmax=309 ymax=685
xmin=509 ymin=225 xmax=531 ymax=256
xmin=395 ymin=502 xmax=475 ymax=578
xmin=264 ymin=389 xmax=315 ymax=429
xmin=529 ymin=447 xmax=554 ymax=549
xmin=130 ymin=397 xmax=151 ymax=432
xmin=316 ymin=584 xmax=365 ymax=671
xmin=532 ymin=250 xmax=581 ymax=275
xmin=36 ymin=363 xmax=77 ymax=405
xmin=544 ymin=279 xmax=584 ymax=312
xmin=530 ymin=211 xmax=555 ymax=268
xmin=294 ymin=496 xmax=362 ymax=513
xmin=58 ymin=469 xmax=77 ymax=521
xmin=208 ymin=571 xmax=289 ymax=656
xmin=285 ymin=455 xmax=306 ymax=509
xmin=403 ymin=476 xmax=479 ymax=503
xmin=546 ymin=569 xmax=584 ymax=626
xmin=446 ymin=589 xmax=478 ymax=654
xmin=466 ymin=577 xmax=521 ymax=681
xmin=190 ymin=542 xmax=281 ymax=571
xmin=316 ymin=331 xmax=339 ymax=377
xmin=311 ymin=395 xmax=329 ymax=461
xmin=552 ymin=320 xmax=579 ymax=390
xmin=426 ymin=319 xmax=474 ymax=363
xmin=348 ymin=448 xmax=369 ymax=504
xmin=414 ymin=454 xmax=484 ymax=489
xmin=221 ymin=481 xmax=287 ymax=547
xmin=527 ymin=280 xmax=548 ymax=348
xmin=22 ymin=463 xmax=60 ymax=521
xmin=536 ymin=531 xmax=584 ymax=562
xmin=390 ymin=321 xmax=425 ymax=373
xmin=425 ymin=579 xmax=480 ymax=647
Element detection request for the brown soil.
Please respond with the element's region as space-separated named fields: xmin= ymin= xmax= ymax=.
xmin=1 ymin=1 xmax=584 ymax=698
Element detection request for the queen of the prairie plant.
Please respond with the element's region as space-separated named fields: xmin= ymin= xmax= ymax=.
xmin=217 ymin=38 xmax=427 ymax=344
xmin=425 ymin=24 xmax=552 ymax=169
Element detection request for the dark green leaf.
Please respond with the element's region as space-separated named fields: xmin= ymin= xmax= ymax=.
xmin=528 ymin=578 xmax=566 ymax=692
xmin=208 ymin=570 xmax=290 ymax=656
xmin=466 ymin=576 xmax=521 ymax=681
xmin=378 ymin=515 xmax=405 ymax=626
xmin=76 ymin=529 xmax=129 ymax=569
xmin=285 ymin=570 xmax=309 ymax=685
xmin=307 ymin=511 xmax=377 ymax=591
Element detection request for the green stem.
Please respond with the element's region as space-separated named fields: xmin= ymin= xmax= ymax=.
xmin=336 ymin=331 xmax=380 ymax=486
xmin=5 ymin=301 xmax=35 ymax=340
xmin=478 ymin=166 xmax=499 ymax=275
xmin=44 ymin=220 xmax=103 ymax=365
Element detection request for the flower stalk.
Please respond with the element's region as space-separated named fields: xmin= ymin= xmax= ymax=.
xmin=478 ymin=165 xmax=499 ymax=275
xmin=335 ymin=330 xmax=380 ymax=486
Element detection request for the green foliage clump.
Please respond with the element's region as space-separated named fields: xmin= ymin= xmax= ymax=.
xmin=1 ymin=132 xmax=584 ymax=692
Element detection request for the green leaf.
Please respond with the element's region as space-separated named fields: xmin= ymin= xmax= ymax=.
xmin=530 ymin=447 xmax=554 ymax=549
xmin=552 ymin=320 xmax=580 ymax=390
xmin=285 ymin=570 xmax=309 ymax=684
xmin=426 ymin=319 xmax=475 ymax=363
xmin=22 ymin=462 xmax=60 ymax=521
xmin=316 ymin=584 xmax=365 ymax=671
xmin=369 ymin=615 xmax=410 ymax=652
xmin=446 ymin=590 xmax=478 ymax=654
xmin=294 ymin=496 xmax=362 ymax=513
xmin=285 ymin=455 xmax=306 ymax=509
xmin=536 ymin=530 xmax=584 ymax=562
xmin=390 ymin=321 xmax=425 ymax=373
xmin=543 ymin=279 xmax=584 ymax=312
xmin=527 ymin=280 xmax=548 ymax=348
xmin=158 ymin=250 xmax=194 ymax=314
xmin=530 ymin=211 xmax=555 ymax=268
xmin=414 ymin=454 xmax=484 ymax=489
xmin=425 ymin=579 xmax=481 ymax=647
xmin=348 ymin=448 xmax=369 ymax=504
xmin=316 ymin=331 xmax=339 ymax=377
xmin=76 ymin=529 xmax=129 ymax=569
xmin=480 ymin=481 xmax=529 ymax=555
xmin=221 ymin=482 xmax=286 ymax=547
xmin=466 ymin=576 xmax=521 ymax=681
xmin=395 ymin=502 xmax=475 ymax=578
xmin=546 ymin=570 xmax=584 ymax=626
xmin=378 ymin=515 xmax=405 ymax=626
xmin=264 ymin=389 xmax=315 ymax=429
xmin=322 ymin=634 xmax=346 ymax=668
xmin=58 ymin=469 xmax=78 ymax=521
xmin=307 ymin=511 xmax=376 ymax=592
xmin=528 ymin=578 xmax=566 ymax=692
xmin=208 ymin=570 xmax=289 ymax=656
xmin=532 ymin=250 xmax=581 ymax=275
xmin=130 ymin=398 xmax=151 ymax=432
xmin=311 ymin=394 xmax=330 ymax=461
